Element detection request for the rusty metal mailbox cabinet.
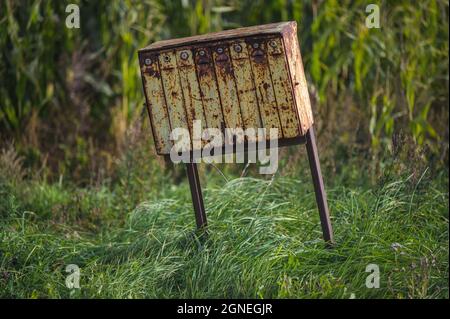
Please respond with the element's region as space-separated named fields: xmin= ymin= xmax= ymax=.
xmin=138 ymin=21 xmax=334 ymax=243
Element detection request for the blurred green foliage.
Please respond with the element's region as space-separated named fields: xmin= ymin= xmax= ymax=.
xmin=0 ymin=0 xmax=448 ymax=183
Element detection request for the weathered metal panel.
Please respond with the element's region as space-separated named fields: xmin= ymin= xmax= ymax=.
xmin=159 ymin=51 xmax=191 ymax=152
xmin=267 ymin=37 xmax=300 ymax=138
xmin=176 ymin=48 xmax=206 ymax=150
xmin=247 ymin=39 xmax=282 ymax=139
xmin=212 ymin=45 xmax=245 ymax=144
xmin=194 ymin=47 xmax=224 ymax=133
xmin=139 ymin=21 xmax=315 ymax=154
xmin=140 ymin=54 xmax=173 ymax=154
xmin=281 ymin=23 xmax=313 ymax=134
xmin=229 ymin=41 xmax=262 ymax=142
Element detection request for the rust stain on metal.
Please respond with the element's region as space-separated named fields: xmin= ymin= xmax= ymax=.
xmin=158 ymin=51 xmax=191 ymax=152
xmin=247 ymin=39 xmax=282 ymax=139
xmin=140 ymin=54 xmax=173 ymax=154
xmin=194 ymin=47 xmax=224 ymax=134
xmin=212 ymin=45 xmax=244 ymax=144
xmin=176 ymin=48 xmax=206 ymax=148
xmin=281 ymin=23 xmax=313 ymax=134
xmin=229 ymin=41 xmax=262 ymax=142
xmin=267 ymin=37 xmax=300 ymax=138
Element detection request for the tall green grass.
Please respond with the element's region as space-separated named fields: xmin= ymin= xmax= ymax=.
xmin=1 ymin=168 xmax=447 ymax=298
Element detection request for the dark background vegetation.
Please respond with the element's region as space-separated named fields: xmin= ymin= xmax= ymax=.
xmin=1 ymin=0 xmax=448 ymax=184
xmin=0 ymin=0 xmax=448 ymax=299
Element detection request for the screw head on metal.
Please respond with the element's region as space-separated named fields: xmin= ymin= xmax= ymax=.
xmin=216 ymin=47 xmax=224 ymax=54
xmin=233 ymin=44 xmax=242 ymax=53
xmin=198 ymin=50 xmax=206 ymax=56
xmin=163 ymin=55 xmax=171 ymax=62
xmin=269 ymin=40 xmax=277 ymax=48
xmin=180 ymin=51 xmax=189 ymax=60
xmin=252 ymin=42 xmax=259 ymax=49
xmin=144 ymin=58 xmax=152 ymax=65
